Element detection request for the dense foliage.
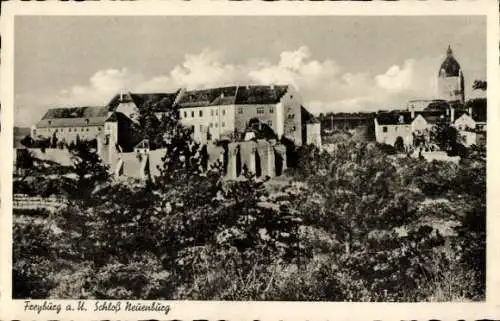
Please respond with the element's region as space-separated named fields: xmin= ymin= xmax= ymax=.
xmin=13 ymin=114 xmax=486 ymax=301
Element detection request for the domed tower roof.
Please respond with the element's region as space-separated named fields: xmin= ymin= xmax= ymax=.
xmin=438 ymin=45 xmax=461 ymax=77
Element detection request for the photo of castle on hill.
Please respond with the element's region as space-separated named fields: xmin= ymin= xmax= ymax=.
xmin=12 ymin=15 xmax=487 ymax=302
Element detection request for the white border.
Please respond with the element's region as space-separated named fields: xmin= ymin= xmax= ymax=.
xmin=1 ymin=1 xmax=499 ymax=320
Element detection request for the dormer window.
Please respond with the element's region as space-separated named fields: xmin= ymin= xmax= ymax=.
xmin=85 ymin=118 xmax=89 ymax=125
xmin=399 ymin=115 xmax=404 ymax=124
xmin=48 ymin=120 xmax=52 ymax=126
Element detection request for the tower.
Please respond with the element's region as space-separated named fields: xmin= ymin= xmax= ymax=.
xmin=437 ymin=45 xmax=465 ymax=104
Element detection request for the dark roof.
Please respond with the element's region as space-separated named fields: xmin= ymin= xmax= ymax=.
xmin=177 ymin=86 xmax=238 ymax=108
xmin=376 ymin=112 xmax=413 ymax=125
xmin=438 ymin=46 xmax=461 ymax=77
xmin=177 ymin=85 xmax=289 ymax=108
xmin=36 ymin=106 xmax=109 ymax=128
xmin=107 ymin=91 xmax=180 ymax=112
xmin=234 ymin=85 xmax=288 ymax=105
xmin=376 ymin=110 xmax=449 ymax=126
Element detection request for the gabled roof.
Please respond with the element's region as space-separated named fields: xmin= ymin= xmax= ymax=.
xmin=234 ymin=85 xmax=288 ymax=105
xmin=36 ymin=106 xmax=109 ymax=128
xmin=177 ymin=86 xmax=238 ymax=108
xmin=177 ymin=85 xmax=289 ymax=108
xmin=107 ymin=91 xmax=180 ymax=112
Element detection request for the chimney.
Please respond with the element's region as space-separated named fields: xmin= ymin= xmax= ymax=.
xmin=468 ymin=106 xmax=472 ymax=116
xmin=451 ymin=107 xmax=455 ymax=123
xmin=120 ymin=89 xmax=124 ymax=102
xmin=410 ymin=110 xmax=415 ymax=119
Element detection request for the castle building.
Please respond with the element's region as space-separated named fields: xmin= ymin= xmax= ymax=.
xmin=177 ymin=84 xmax=304 ymax=146
xmin=437 ymin=45 xmax=465 ymax=104
xmin=31 ymin=91 xmax=180 ymax=146
xmin=31 ymin=106 xmax=110 ymax=144
xmin=27 ymin=84 xmax=320 ymax=182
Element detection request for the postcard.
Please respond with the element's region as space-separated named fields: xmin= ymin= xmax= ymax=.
xmin=1 ymin=1 xmax=499 ymax=320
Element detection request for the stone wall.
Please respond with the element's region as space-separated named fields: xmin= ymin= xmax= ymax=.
xmin=226 ymin=140 xmax=286 ymax=179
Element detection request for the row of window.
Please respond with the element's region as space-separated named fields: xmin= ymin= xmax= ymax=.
xmin=238 ymin=106 xmax=275 ymax=114
xmin=184 ymin=108 xmax=227 ymax=118
xmin=47 ymin=120 xmax=92 ymax=126
xmin=183 ymin=106 xmax=277 ymax=118
xmin=36 ymin=127 xmax=101 ymax=134
xmin=194 ymin=120 xmax=275 ymax=132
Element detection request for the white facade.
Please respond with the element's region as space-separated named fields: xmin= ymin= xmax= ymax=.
xmin=411 ymin=114 xmax=431 ymax=133
xmin=374 ymin=119 xmax=413 ymax=146
xmin=179 ymin=105 xmax=236 ymax=142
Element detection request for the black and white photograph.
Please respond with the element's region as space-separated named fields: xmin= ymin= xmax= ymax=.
xmin=6 ymin=4 xmax=494 ymax=308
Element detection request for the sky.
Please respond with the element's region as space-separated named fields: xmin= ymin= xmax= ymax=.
xmin=14 ymin=15 xmax=486 ymax=127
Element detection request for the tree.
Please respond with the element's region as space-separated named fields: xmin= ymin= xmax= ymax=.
xmin=60 ymin=140 xmax=110 ymax=201
xmin=432 ymin=123 xmax=466 ymax=156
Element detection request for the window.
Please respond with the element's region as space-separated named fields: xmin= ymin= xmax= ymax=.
xmin=184 ymin=111 xmax=187 ymax=118
xmin=33 ymin=130 xmax=36 ymax=135
xmin=98 ymin=127 xmax=102 ymax=131
xmin=288 ymin=114 xmax=295 ymax=119
xmin=257 ymin=107 xmax=265 ymax=115
xmin=55 ymin=129 xmax=58 ymax=133
xmin=210 ymin=123 xmax=213 ymax=128
xmin=48 ymin=121 xmax=52 ymax=125
xmin=383 ymin=126 xmax=388 ymax=133
xmin=267 ymin=120 xmax=272 ymax=127
xmin=222 ymin=122 xmax=225 ymax=127
xmin=69 ymin=128 xmax=72 ymax=132
xmin=191 ymin=111 xmax=195 ymax=118
xmin=238 ymin=107 xmax=243 ymax=114
xmin=215 ymin=123 xmax=218 ymax=128
xmin=85 ymin=119 xmax=89 ymax=125
xmin=199 ymin=110 xmax=203 ymax=117
xmin=211 ymin=109 xmax=214 ymax=116
xmin=222 ymin=109 xmax=226 ymax=116
xmin=200 ymin=124 xmax=203 ymax=131
xmin=215 ymin=109 xmax=218 ymax=116
xmin=269 ymin=107 xmax=274 ymax=114
xmin=86 ymin=128 xmax=89 ymax=132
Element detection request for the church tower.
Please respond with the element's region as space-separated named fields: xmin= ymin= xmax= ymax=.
xmin=437 ymin=45 xmax=465 ymax=104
